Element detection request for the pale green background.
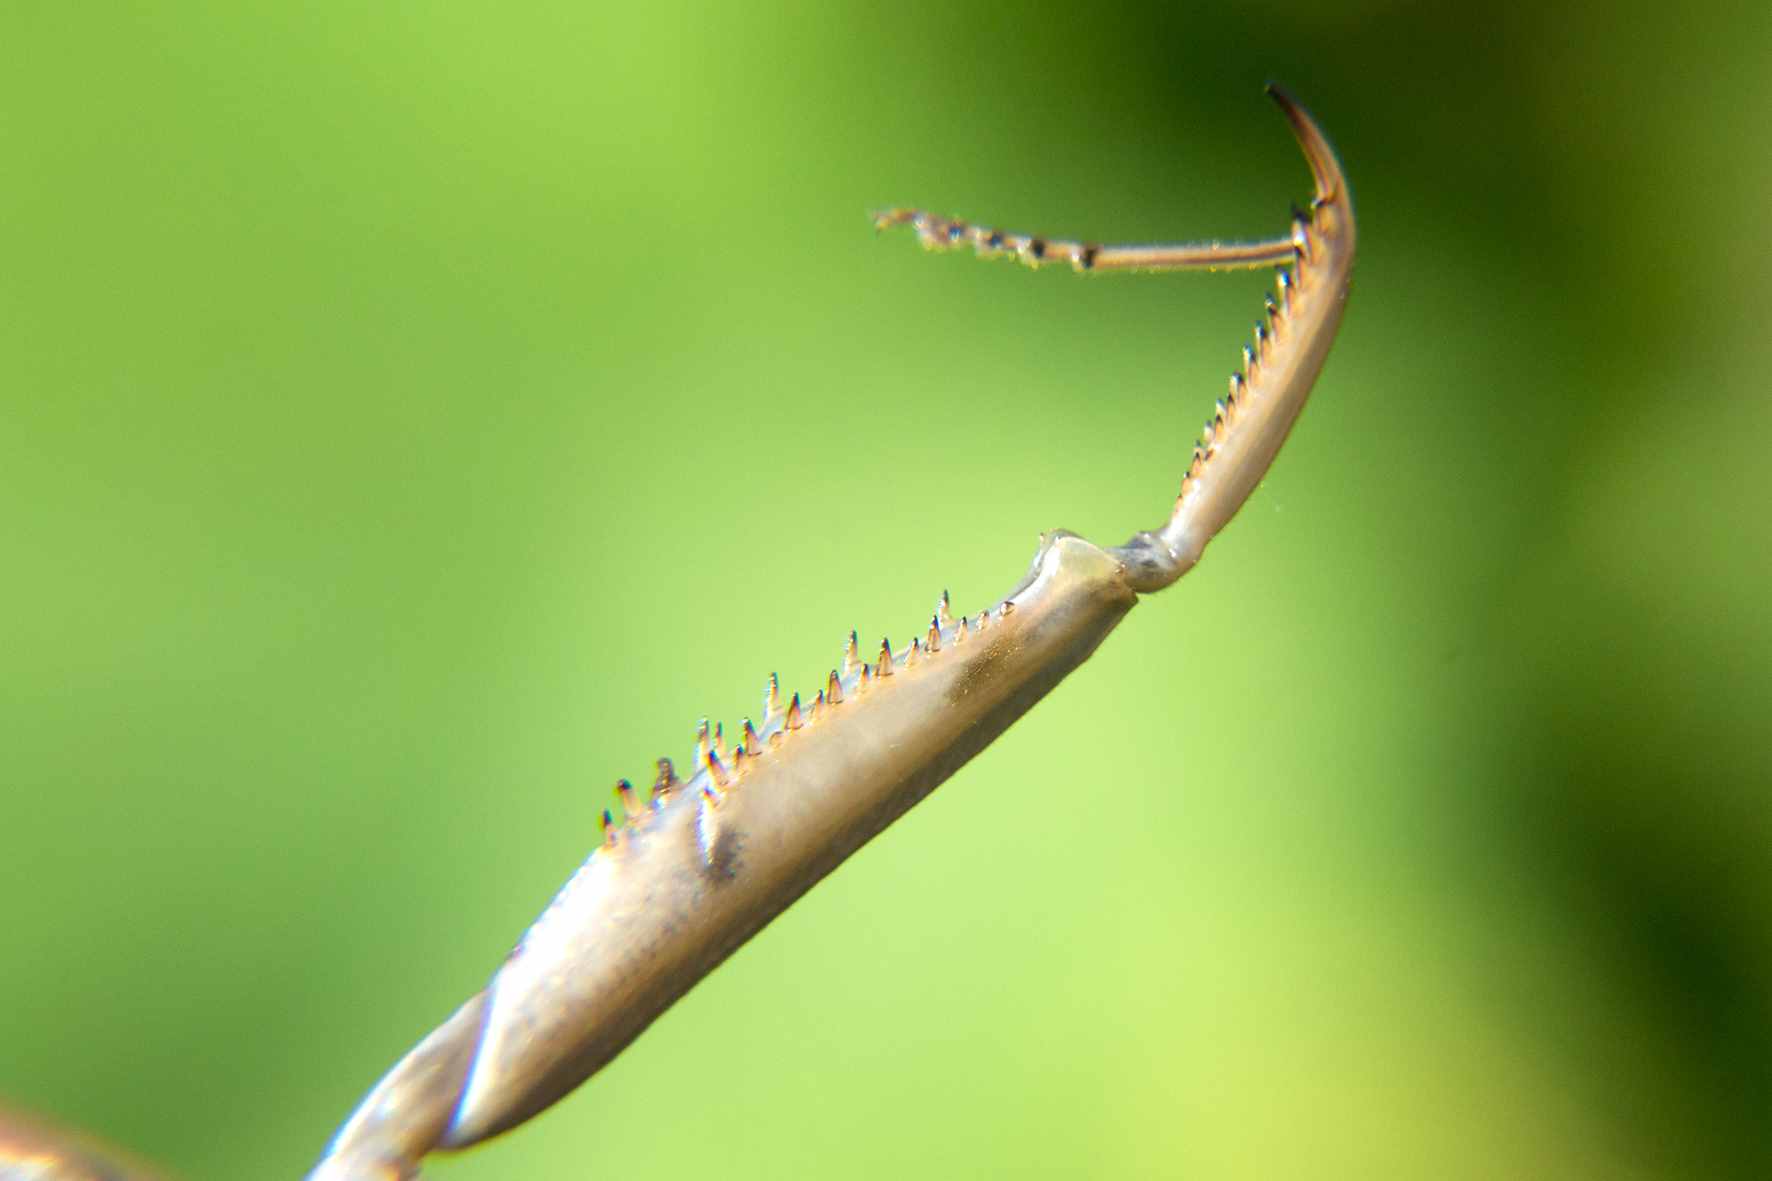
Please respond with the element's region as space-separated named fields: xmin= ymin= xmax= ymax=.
xmin=5 ymin=2 xmax=1769 ymax=1178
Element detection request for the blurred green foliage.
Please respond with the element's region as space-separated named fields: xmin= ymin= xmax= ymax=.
xmin=4 ymin=1 xmax=1768 ymax=1177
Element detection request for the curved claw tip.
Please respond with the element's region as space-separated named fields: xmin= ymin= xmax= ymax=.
xmin=1264 ymin=82 xmax=1346 ymax=206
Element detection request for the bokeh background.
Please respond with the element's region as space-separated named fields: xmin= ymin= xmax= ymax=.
xmin=5 ymin=2 xmax=1768 ymax=1177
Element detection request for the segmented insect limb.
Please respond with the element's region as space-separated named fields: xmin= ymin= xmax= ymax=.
xmin=1115 ymin=83 xmax=1355 ymax=591
xmin=870 ymin=210 xmax=1299 ymax=272
xmin=304 ymin=85 xmax=1354 ymax=1181
xmin=874 ymin=87 xmax=1355 ymax=593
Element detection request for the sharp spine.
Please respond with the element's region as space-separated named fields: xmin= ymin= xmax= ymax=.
xmin=704 ymin=745 xmax=731 ymax=789
xmin=652 ymin=758 xmax=679 ymax=806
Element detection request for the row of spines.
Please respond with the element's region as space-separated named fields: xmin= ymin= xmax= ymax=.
xmin=1180 ymin=205 xmax=1321 ymax=500
xmin=595 ymin=590 xmax=1016 ymax=848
